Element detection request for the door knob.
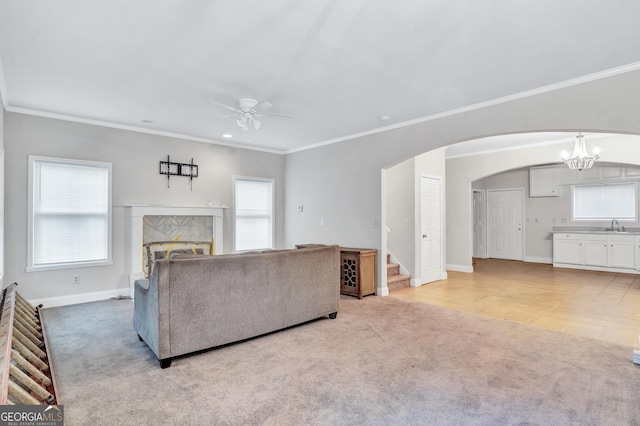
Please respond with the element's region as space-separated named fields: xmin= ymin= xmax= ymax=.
xmin=422 ymin=234 xmax=427 ymax=238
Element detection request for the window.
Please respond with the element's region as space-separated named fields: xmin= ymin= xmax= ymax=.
xmin=572 ymin=182 xmax=637 ymax=221
xmin=234 ymin=177 xmax=274 ymax=251
xmin=28 ymin=156 xmax=112 ymax=271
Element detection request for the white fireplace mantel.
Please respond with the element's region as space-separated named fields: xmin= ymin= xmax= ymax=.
xmin=125 ymin=205 xmax=225 ymax=296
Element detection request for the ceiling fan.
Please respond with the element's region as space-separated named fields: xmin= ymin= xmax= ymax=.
xmin=209 ymin=97 xmax=292 ymax=131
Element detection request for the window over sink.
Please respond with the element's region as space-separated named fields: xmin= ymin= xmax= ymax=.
xmin=572 ymin=182 xmax=637 ymax=222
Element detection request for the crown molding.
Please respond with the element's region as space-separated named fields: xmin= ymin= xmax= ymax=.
xmin=5 ymin=106 xmax=286 ymax=155
xmin=285 ymin=61 xmax=640 ymax=154
xmin=3 ymin=59 xmax=640 ymax=155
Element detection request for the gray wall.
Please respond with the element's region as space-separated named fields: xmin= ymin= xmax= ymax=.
xmin=385 ymin=147 xmax=447 ymax=283
xmin=7 ymin=69 xmax=640 ymax=301
xmin=4 ymin=113 xmax=285 ymax=301
xmin=414 ymin=148 xmax=446 ymax=283
xmin=447 ymin=134 xmax=640 ymax=271
xmin=386 ymin=157 xmax=415 ymax=273
xmin=474 ymin=162 xmax=640 ymax=263
xmin=285 ymin=69 xmax=640 ymax=287
xmin=475 ymin=167 xmax=554 ymax=262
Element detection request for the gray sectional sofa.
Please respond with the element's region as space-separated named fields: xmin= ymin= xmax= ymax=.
xmin=133 ymin=245 xmax=340 ymax=368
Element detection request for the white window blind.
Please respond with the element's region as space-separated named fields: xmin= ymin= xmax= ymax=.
xmin=572 ymin=182 xmax=637 ymax=221
xmin=234 ymin=177 xmax=273 ymax=251
xmin=29 ymin=157 xmax=112 ymax=270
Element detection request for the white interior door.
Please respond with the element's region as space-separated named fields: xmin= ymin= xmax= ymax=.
xmin=420 ymin=176 xmax=442 ymax=283
xmin=487 ymin=189 xmax=523 ymax=261
xmin=473 ymin=190 xmax=486 ymax=258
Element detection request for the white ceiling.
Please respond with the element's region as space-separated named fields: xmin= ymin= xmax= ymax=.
xmin=1 ymin=1 xmax=640 ymax=153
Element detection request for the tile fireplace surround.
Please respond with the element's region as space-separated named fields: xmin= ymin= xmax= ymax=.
xmin=125 ymin=205 xmax=225 ymax=297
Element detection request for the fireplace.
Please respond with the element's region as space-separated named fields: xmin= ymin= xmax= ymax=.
xmin=126 ymin=205 xmax=225 ymax=296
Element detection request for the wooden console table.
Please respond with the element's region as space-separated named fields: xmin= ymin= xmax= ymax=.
xmin=340 ymin=248 xmax=377 ymax=299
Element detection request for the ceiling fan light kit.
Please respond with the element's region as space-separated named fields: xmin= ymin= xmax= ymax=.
xmin=210 ymin=97 xmax=292 ymax=135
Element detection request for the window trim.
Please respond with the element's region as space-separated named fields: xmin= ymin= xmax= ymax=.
xmin=27 ymin=156 xmax=113 ymax=272
xmin=571 ymin=181 xmax=638 ymax=223
xmin=233 ymin=176 xmax=275 ymax=252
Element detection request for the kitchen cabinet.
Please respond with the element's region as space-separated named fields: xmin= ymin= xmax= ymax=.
xmin=609 ymin=235 xmax=635 ymax=269
xmin=552 ymin=234 xmax=583 ymax=265
xmin=529 ymin=166 xmax=559 ymax=197
xmin=553 ymin=232 xmax=637 ymax=273
xmin=583 ymin=235 xmax=608 ymax=267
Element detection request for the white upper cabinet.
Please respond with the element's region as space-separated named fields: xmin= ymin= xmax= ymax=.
xmin=530 ymin=164 xmax=640 ymax=199
xmin=529 ymin=166 xmax=558 ymax=197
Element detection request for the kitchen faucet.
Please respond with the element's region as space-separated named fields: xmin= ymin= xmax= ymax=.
xmin=611 ymin=218 xmax=623 ymax=232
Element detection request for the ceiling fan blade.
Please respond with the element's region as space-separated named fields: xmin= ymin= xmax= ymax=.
xmin=263 ymin=112 xmax=293 ymax=119
xmin=209 ymin=100 xmax=242 ymax=113
xmin=211 ymin=114 xmax=236 ymax=119
xmin=252 ymin=100 xmax=273 ymax=111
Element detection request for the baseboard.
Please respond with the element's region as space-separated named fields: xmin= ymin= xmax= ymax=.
xmin=524 ymin=256 xmax=553 ymax=264
xmin=377 ymin=286 xmax=389 ymax=297
xmin=30 ymin=288 xmax=131 ymax=309
xmin=553 ymin=263 xmax=639 ymax=275
xmin=446 ymin=264 xmax=474 ymax=273
xmin=410 ymin=270 xmax=448 ymax=287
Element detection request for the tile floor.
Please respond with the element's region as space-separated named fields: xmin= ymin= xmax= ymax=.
xmin=390 ymin=259 xmax=640 ymax=348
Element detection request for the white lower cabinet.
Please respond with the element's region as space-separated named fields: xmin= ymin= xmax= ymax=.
xmin=553 ymin=234 xmax=583 ymax=265
xmin=609 ymin=235 xmax=636 ymax=269
xmin=553 ymin=233 xmax=637 ymax=273
xmin=584 ymin=235 xmax=608 ymax=267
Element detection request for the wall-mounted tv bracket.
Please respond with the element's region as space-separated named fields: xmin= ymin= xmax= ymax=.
xmin=159 ymin=155 xmax=198 ymax=190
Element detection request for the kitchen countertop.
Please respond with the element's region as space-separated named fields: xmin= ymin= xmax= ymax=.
xmin=551 ymin=227 xmax=640 ymax=235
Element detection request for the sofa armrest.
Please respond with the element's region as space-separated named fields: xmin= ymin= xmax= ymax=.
xmin=133 ymin=270 xmax=161 ymax=361
xmin=135 ymin=278 xmax=150 ymax=291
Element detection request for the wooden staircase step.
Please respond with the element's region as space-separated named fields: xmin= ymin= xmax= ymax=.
xmin=386 ymin=253 xmax=411 ymax=290
xmin=386 ymin=263 xmax=400 ymax=277
xmin=387 ymin=274 xmax=411 ymax=290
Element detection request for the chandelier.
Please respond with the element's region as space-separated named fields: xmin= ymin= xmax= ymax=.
xmin=561 ymin=133 xmax=600 ymax=171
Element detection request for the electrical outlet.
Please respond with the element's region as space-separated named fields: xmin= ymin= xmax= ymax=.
xmin=73 ymin=275 xmax=80 ymax=284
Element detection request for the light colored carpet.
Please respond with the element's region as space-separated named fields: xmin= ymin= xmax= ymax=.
xmin=42 ymin=295 xmax=639 ymax=425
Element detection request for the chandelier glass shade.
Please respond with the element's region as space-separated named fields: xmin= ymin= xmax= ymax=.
xmin=562 ymin=133 xmax=599 ymax=171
